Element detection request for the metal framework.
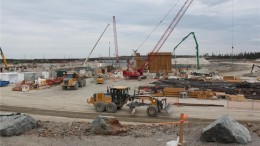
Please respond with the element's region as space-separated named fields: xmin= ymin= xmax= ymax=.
xmin=83 ymin=23 xmax=110 ymax=65
xmin=113 ymin=16 xmax=119 ymax=63
xmin=151 ymin=0 xmax=193 ymax=54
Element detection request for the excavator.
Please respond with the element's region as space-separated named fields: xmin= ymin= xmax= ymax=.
xmin=173 ymin=32 xmax=200 ymax=69
xmin=0 ymin=47 xmax=8 ymax=69
xmin=123 ymin=0 xmax=194 ymax=79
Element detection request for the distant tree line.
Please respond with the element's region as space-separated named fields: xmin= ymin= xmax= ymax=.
xmin=203 ymin=52 xmax=260 ymax=59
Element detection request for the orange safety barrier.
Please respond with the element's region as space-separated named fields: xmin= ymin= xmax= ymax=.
xmin=159 ymin=113 xmax=188 ymax=146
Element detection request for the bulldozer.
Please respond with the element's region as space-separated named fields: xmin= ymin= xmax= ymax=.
xmin=87 ymin=86 xmax=173 ymax=117
xmin=61 ymin=72 xmax=86 ymax=90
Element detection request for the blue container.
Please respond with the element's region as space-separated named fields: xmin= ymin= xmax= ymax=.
xmin=0 ymin=81 xmax=10 ymax=87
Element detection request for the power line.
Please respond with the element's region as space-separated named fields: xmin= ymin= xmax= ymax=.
xmin=134 ymin=0 xmax=181 ymax=52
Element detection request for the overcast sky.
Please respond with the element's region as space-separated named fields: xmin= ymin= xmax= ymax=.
xmin=1 ymin=0 xmax=259 ymax=59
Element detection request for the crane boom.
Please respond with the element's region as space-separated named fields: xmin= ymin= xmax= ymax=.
xmin=151 ymin=0 xmax=193 ymax=53
xmin=123 ymin=0 xmax=193 ymax=78
xmin=173 ymin=32 xmax=200 ymax=69
xmin=113 ymin=16 xmax=119 ymax=63
xmin=0 ymin=47 xmax=8 ymax=68
xmin=83 ymin=23 xmax=110 ymax=65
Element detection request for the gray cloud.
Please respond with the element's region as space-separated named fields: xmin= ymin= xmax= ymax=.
xmin=1 ymin=0 xmax=259 ymax=59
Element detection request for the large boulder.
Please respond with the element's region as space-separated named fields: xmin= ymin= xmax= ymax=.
xmin=91 ymin=115 xmax=127 ymax=135
xmin=0 ymin=113 xmax=37 ymax=136
xmin=201 ymin=115 xmax=251 ymax=144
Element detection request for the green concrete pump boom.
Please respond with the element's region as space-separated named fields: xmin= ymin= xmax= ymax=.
xmin=173 ymin=32 xmax=200 ymax=69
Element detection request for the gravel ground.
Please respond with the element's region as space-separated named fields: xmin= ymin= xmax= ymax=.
xmin=1 ymin=120 xmax=259 ymax=146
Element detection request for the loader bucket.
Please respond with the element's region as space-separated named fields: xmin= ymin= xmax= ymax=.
xmin=165 ymin=103 xmax=173 ymax=114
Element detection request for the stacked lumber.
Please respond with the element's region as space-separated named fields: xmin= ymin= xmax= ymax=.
xmin=188 ymin=91 xmax=202 ymax=98
xmin=226 ymin=94 xmax=247 ymax=101
xmin=163 ymin=87 xmax=185 ymax=97
xmin=223 ymin=76 xmax=241 ymax=82
xmin=188 ymin=90 xmax=215 ymax=99
xmin=199 ymin=91 xmax=215 ymax=99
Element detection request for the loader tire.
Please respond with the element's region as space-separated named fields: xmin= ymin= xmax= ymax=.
xmin=78 ymin=80 xmax=83 ymax=87
xmin=146 ymin=105 xmax=159 ymax=117
xmin=106 ymin=102 xmax=117 ymax=113
xmin=62 ymin=86 xmax=67 ymax=90
xmin=82 ymin=80 xmax=86 ymax=86
xmin=73 ymin=83 xmax=79 ymax=90
xmin=94 ymin=102 xmax=106 ymax=112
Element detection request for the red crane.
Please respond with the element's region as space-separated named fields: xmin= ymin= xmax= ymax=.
xmin=113 ymin=16 xmax=119 ymax=64
xmin=123 ymin=0 xmax=193 ymax=78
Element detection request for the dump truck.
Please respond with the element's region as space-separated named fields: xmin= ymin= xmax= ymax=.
xmin=87 ymin=86 xmax=172 ymax=117
xmin=61 ymin=72 xmax=86 ymax=90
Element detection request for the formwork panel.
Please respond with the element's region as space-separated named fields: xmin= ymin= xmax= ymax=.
xmin=148 ymin=52 xmax=172 ymax=73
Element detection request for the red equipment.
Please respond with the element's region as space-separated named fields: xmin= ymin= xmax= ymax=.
xmin=123 ymin=0 xmax=193 ymax=78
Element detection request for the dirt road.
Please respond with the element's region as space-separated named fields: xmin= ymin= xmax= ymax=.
xmin=1 ymin=78 xmax=260 ymax=122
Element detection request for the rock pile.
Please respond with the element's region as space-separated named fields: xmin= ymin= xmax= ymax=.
xmin=0 ymin=113 xmax=37 ymax=136
xmin=201 ymin=115 xmax=251 ymax=144
xmin=91 ymin=115 xmax=128 ymax=135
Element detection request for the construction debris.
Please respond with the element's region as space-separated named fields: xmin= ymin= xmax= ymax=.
xmin=91 ymin=115 xmax=128 ymax=135
xmin=201 ymin=115 xmax=251 ymax=144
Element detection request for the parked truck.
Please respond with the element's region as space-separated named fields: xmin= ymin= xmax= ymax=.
xmin=61 ymin=72 xmax=86 ymax=90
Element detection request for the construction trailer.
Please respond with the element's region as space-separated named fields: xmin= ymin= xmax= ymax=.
xmin=0 ymin=72 xmax=24 ymax=83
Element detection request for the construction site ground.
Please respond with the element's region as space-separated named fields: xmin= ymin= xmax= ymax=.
xmin=1 ymin=61 xmax=260 ymax=145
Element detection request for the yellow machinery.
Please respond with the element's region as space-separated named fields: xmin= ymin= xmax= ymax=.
xmin=87 ymin=86 xmax=173 ymax=117
xmin=0 ymin=47 xmax=8 ymax=69
xmin=128 ymin=95 xmax=172 ymax=117
xmin=87 ymin=86 xmax=130 ymax=113
xmin=96 ymin=74 xmax=104 ymax=84
xmin=61 ymin=72 xmax=86 ymax=90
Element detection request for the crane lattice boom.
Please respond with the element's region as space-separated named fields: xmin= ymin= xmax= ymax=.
xmin=152 ymin=0 xmax=193 ymax=53
xmin=113 ymin=16 xmax=119 ymax=63
xmin=83 ymin=23 xmax=110 ymax=65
